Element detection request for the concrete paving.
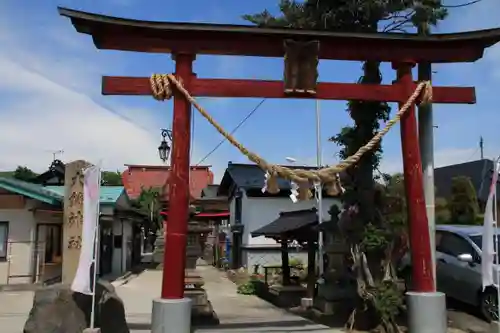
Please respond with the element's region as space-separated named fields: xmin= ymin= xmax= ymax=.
xmin=0 ymin=264 xmax=490 ymax=333
xmin=119 ymin=266 xmax=336 ymax=332
xmin=193 ymin=265 xmax=335 ymax=332
xmin=0 ymin=289 xmax=34 ymax=333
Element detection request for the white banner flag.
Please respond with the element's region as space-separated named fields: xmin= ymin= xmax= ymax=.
xmin=482 ymin=160 xmax=500 ymax=290
xmin=71 ymin=164 xmax=101 ymax=295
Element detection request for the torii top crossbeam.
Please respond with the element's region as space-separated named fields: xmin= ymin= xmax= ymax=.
xmin=59 ymin=7 xmax=500 ymax=63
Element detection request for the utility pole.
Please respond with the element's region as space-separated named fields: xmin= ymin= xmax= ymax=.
xmin=407 ymin=21 xmax=447 ymax=333
xmin=480 ymin=136 xmax=484 ymax=160
xmin=417 ymin=21 xmax=436 ymax=291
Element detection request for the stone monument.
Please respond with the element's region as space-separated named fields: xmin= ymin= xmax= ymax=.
xmin=62 ymin=160 xmax=91 ymax=284
xmin=24 ymin=160 xmax=130 ymax=333
xmin=315 ymin=205 xmax=356 ymax=315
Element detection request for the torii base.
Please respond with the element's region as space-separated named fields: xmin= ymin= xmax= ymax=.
xmin=406 ymin=291 xmax=446 ymax=333
xmin=151 ymin=298 xmax=192 ymax=333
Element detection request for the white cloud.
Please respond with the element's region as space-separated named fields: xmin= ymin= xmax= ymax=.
xmin=0 ymin=7 xmax=217 ymax=174
xmin=0 ymin=55 xmax=161 ymax=172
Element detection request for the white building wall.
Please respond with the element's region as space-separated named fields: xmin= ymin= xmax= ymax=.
xmin=0 ymin=208 xmax=36 ymax=284
xmin=231 ymin=193 xmax=340 ymax=270
xmin=242 ymin=194 xmax=340 ymax=246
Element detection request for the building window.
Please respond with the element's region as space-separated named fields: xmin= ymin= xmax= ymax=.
xmin=0 ymin=222 xmax=9 ymax=261
xmin=234 ymin=191 xmax=242 ymax=224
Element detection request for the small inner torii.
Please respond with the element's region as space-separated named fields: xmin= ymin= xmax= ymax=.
xmin=58 ymin=6 xmax=500 ymax=333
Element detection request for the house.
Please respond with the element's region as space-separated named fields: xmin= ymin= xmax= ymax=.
xmin=217 ymin=163 xmax=342 ymax=270
xmin=45 ymin=185 xmax=145 ymax=278
xmin=0 ymin=177 xmax=144 ymax=287
xmin=33 ymin=159 xmax=66 ymax=185
xmin=434 ymin=159 xmax=500 ymax=208
xmin=121 ymin=164 xmax=214 ymax=203
xmin=0 ymin=177 xmax=64 ymax=286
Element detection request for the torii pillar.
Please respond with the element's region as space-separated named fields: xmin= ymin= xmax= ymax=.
xmin=151 ymin=54 xmax=194 ymax=333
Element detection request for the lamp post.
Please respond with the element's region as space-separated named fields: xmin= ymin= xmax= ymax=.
xmin=158 ymin=129 xmax=173 ymax=162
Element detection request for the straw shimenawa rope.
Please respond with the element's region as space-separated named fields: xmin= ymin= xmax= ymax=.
xmin=150 ymin=73 xmax=432 ymax=195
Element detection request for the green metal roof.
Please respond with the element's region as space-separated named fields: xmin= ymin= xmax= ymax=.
xmin=45 ymin=186 xmax=126 ymax=205
xmin=0 ymin=177 xmax=63 ymax=205
xmin=0 ymin=178 xmax=128 ymax=207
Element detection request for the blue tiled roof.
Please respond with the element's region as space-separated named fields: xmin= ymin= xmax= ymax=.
xmin=45 ymin=186 xmax=126 ymax=205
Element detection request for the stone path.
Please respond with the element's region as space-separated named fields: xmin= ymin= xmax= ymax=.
xmin=118 ymin=265 xmax=336 ymax=332
xmin=194 ymin=265 xmax=335 ymax=332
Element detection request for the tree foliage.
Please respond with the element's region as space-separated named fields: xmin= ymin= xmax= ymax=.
xmin=131 ymin=186 xmax=163 ymax=231
xmin=435 ymin=196 xmax=451 ymax=224
xmin=101 ymin=171 xmax=123 ymax=186
xmin=243 ymin=0 xmax=447 ymax=33
xmin=13 ymin=166 xmax=38 ymax=182
xmin=449 ymin=176 xmax=480 ymax=224
xmin=380 ymin=172 xmax=451 ymax=225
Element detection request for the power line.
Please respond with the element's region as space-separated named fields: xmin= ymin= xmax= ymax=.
xmin=9 ymin=57 xmax=158 ymax=136
xmin=466 ymin=146 xmax=480 ymax=161
xmin=443 ymin=0 xmax=482 ymax=8
xmin=196 ymin=99 xmax=266 ymax=165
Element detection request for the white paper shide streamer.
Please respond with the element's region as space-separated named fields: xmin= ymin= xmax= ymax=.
xmin=71 ymin=164 xmax=101 ymax=295
xmin=289 ymin=181 xmax=299 ymax=203
xmin=262 ymin=172 xmax=270 ymax=193
xmin=482 ymin=159 xmax=500 ymax=291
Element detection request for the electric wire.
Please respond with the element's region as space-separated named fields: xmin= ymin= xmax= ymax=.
xmin=466 ymin=147 xmax=480 ymax=161
xmin=443 ymin=0 xmax=482 ymax=8
xmin=195 ymin=99 xmax=266 ymax=166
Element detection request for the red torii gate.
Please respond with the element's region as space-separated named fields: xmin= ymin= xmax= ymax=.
xmin=59 ymin=6 xmax=500 ymax=328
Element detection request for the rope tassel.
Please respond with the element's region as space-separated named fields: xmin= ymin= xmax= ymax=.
xmin=326 ymin=174 xmax=345 ymax=197
xmin=298 ymin=182 xmax=313 ymax=201
xmin=265 ymin=172 xmax=280 ymax=194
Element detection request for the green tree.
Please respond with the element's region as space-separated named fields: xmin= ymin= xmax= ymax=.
xmin=435 ymin=197 xmax=451 ymax=224
xmin=13 ymin=166 xmax=38 ymax=182
xmin=132 ymin=186 xmax=163 ymax=230
xmin=449 ymin=176 xmax=480 ymax=225
xmin=244 ymin=2 xmax=448 ymax=330
xmin=101 ymin=171 xmax=123 ymax=186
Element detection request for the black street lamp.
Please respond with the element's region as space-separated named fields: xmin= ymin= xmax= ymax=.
xmin=158 ymin=129 xmax=172 ymax=162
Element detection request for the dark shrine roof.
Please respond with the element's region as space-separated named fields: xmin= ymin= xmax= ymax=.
xmin=201 ymin=184 xmax=221 ymax=199
xmin=217 ymin=163 xmax=346 ymax=198
xmin=434 ymin=159 xmax=500 ymax=203
xmin=58 ymin=7 xmax=500 ymax=63
xmin=252 ymin=208 xmax=318 ymax=238
xmin=33 ymin=160 xmax=66 ymax=185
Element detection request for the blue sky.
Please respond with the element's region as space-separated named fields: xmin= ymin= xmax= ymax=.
xmin=0 ymin=0 xmax=499 ymax=181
